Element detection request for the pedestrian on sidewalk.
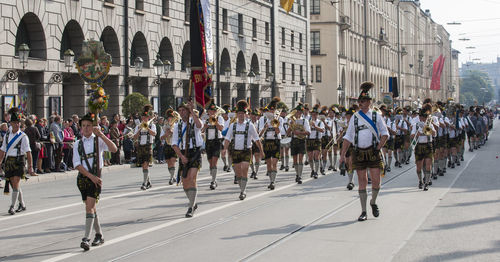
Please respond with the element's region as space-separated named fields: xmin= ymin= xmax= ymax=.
xmin=24 ymin=118 xmax=41 ymax=176
xmin=63 ymin=119 xmax=76 ymax=170
xmin=73 ymin=113 xmax=117 ymax=251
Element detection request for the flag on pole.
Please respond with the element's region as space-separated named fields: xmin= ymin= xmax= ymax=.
xmin=430 ymin=55 xmax=445 ymax=90
xmin=281 ymin=0 xmax=295 ymax=13
xmin=190 ymin=0 xmax=213 ymax=108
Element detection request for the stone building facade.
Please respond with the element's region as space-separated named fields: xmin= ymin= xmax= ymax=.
xmin=0 ymin=0 xmax=309 ymax=118
xmin=310 ymin=0 xmax=459 ymax=107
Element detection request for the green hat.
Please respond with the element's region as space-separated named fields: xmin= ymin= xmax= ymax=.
xmin=358 ymin=82 xmax=374 ymax=101
xmin=294 ymin=103 xmax=304 ymax=112
xmin=346 ymin=107 xmax=356 ymax=115
xmin=221 ymin=104 xmax=231 ymax=113
xmin=206 ymin=99 xmax=217 ymax=111
xmin=142 ymin=104 xmax=154 ymax=117
xmin=251 ymin=109 xmax=261 ymax=116
xmin=267 ymin=97 xmax=281 ymax=111
xmin=8 ymin=108 xmax=22 ymax=122
xmin=235 ymin=100 xmax=249 ymax=113
xmin=311 ymin=104 xmax=320 ymax=114
xmin=79 ymin=112 xmax=96 ymax=125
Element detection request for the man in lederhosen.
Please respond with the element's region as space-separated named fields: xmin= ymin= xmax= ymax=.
xmin=288 ymin=103 xmax=311 ymax=184
xmin=340 ymin=82 xmax=388 ymax=221
xmin=306 ymin=104 xmax=325 ymax=179
xmin=259 ymin=97 xmax=284 ymax=190
xmin=319 ymin=106 xmax=333 ymax=175
xmin=279 ymin=108 xmax=291 ymax=172
xmin=171 ymin=101 xmax=204 ymax=217
xmin=133 ymin=105 xmax=156 ymax=190
xmin=394 ymin=108 xmax=407 ymax=168
xmin=382 ymin=106 xmax=396 ymax=173
xmin=249 ymin=109 xmax=262 ymax=179
xmin=411 ymin=104 xmax=436 ymax=191
xmin=0 ymin=108 xmax=35 ymax=214
xmin=223 ymin=100 xmax=264 ymax=200
xmin=203 ymin=100 xmax=225 ymax=190
xmin=327 ymin=105 xmax=339 ymax=171
xmin=220 ymin=104 xmax=231 ymax=172
xmin=160 ymin=109 xmax=179 ymax=185
xmin=73 ymin=113 xmax=117 ymax=250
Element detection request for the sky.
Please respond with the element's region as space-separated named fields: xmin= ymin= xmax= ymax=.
xmin=418 ymin=0 xmax=500 ymax=66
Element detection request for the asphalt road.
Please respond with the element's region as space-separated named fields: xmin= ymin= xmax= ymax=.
xmin=0 ymin=120 xmax=499 ymax=262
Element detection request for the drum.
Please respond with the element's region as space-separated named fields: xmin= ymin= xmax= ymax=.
xmin=281 ymin=137 xmax=292 ymax=146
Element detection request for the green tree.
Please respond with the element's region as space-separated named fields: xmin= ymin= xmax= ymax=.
xmin=122 ymin=92 xmax=149 ymax=117
xmin=460 ymin=70 xmax=494 ymax=106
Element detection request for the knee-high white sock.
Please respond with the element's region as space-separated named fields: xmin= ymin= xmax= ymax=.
xmin=11 ymin=189 xmax=19 ymax=207
xmin=333 ymin=154 xmax=338 ymax=168
xmin=255 ymin=162 xmax=260 ymax=174
xmin=417 ymin=170 xmax=422 ymax=182
xmin=93 ymin=213 xmax=102 ymax=235
xmin=359 ymin=190 xmax=367 ymax=212
xmin=348 ymin=170 xmax=354 ymax=184
xmin=388 ymin=156 xmax=392 ymax=167
xmin=370 ymin=188 xmax=380 ymax=205
xmin=285 ymin=155 xmax=289 ymax=168
xmin=84 ymin=213 xmax=95 ymax=239
xmin=210 ymin=167 xmax=217 ymax=182
xmin=240 ymin=177 xmax=248 ymax=193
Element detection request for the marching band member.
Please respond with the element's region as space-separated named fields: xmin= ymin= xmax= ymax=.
xmin=0 ymin=108 xmax=35 ymax=215
xmin=319 ymin=106 xmax=332 ymax=175
xmin=279 ymin=109 xmax=291 ymax=172
xmin=402 ymin=107 xmax=412 ymax=165
xmin=394 ymin=108 xmax=408 ymax=168
xmin=465 ymin=107 xmax=477 ymax=152
xmin=288 ymin=103 xmax=311 ymax=184
xmin=223 ymin=100 xmax=264 ymax=200
xmin=72 ymin=113 xmax=117 ymax=250
xmin=259 ymin=97 xmax=284 ymax=190
xmin=340 ymin=82 xmax=389 ymax=221
xmin=435 ymin=102 xmax=447 ymax=176
xmin=303 ymin=104 xmax=311 ymax=166
xmin=133 ymin=105 xmax=157 ymax=190
xmin=220 ymin=104 xmax=231 ymax=172
xmin=306 ymin=104 xmax=324 ymax=179
xmin=327 ymin=106 xmax=339 ymax=171
xmin=160 ymin=109 xmax=179 ymax=185
xmin=381 ymin=106 xmax=395 ymax=173
xmin=250 ymin=109 xmax=262 ymax=179
xmin=411 ymin=104 xmax=436 ymax=191
xmin=171 ymin=100 xmax=204 ymax=218
xmin=342 ymin=107 xmax=356 ymax=190
xmin=202 ymin=101 xmax=225 ymax=190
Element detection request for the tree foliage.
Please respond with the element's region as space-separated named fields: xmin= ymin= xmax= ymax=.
xmin=121 ymin=92 xmax=149 ymax=117
xmin=460 ymin=70 xmax=494 ymax=106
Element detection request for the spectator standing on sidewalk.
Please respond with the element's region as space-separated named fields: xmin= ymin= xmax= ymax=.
xmin=72 ymin=114 xmax=81 ymax=140
xmin=123 ymin=119 xmax=135 ymax=164
xmin=100 ymin=116 xmax=111 ymax=166
xmin=109 ymin=120 xmax=121 ymax=165
xmin=50 ymin=116 xmax=64 ymax=172
xmin=63 ymin=119 xmax=76 ymax=170
xmin=24 ymin=119 xmax=41 ymax=176
xmin=155 ymin=117 xmax=165 ymax=164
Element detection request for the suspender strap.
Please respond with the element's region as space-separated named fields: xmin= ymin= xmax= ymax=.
xmin=232 ymin=121 xmax=250 ymax=150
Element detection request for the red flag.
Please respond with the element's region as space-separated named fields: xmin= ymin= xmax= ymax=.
xmin=430 ymin=55 xmax=445 ymax=90
xmin=191 ymin=0 xmax=212 ymax=108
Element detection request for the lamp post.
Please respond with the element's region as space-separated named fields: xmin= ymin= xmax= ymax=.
xmin=153 ymin=54 xmax=164 ymax=114
xmin=300 ymin=79 xmax=306 ymax=103
xmin=224 ymin=67 xmax=231 ymax=82
xmin=134 ymin=57 xmax=143 ymax=76
xmin=337 ymin=84 xmax=344 ymax=106
xmin=18 ymin=43 xmax=30 ymax=70
xmin=63 ymin=49 xmax=75 ymax=73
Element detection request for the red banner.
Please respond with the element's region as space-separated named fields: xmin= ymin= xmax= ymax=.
xmin=193 ymin=68 xmax=211 ymax=107
xmin=430 ymin=55 xmax=445 ymax=90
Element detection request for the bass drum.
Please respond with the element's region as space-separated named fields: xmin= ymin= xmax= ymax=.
xmin=280 ymin=137 xmax=292 ymax=146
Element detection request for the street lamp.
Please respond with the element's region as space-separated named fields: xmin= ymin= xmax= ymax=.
xmin=240 ymin=69 xmax=247 ymax=82
xmin=247 ymin=70 xmax=255 ymax=85
xmin=153 ymin=54 xmax=164 ymax=78
xmin=18 ymin=43 xmax=30 ymax=70
xmin=163 ymin=59 xmax=171 ymax=78
xmin=300 ymin=79 xmax=306 ymax=103
xmin=63 ymin=49 xmax=75 ymax=73
xmin=337 ymin=84 xmax=344 ymax=106
xmin=186 ymin=63 xmax=191 ymax=76
xmin=224 ymin=67 xmax=231 ymax=82
xmin=134 ymin=56 xmax=144 ymax=76
xmin=267 ymin=72 xmax=274 ymax=82
xmin=255 ymin=71 xmax=261 ymax=82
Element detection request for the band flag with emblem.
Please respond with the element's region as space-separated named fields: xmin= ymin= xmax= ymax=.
xmin=430 ymin=55 xmax=445 ymax=90
xmin=190 ymin=0 xmax=213 ymax=108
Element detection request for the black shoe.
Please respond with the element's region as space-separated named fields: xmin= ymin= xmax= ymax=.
xmin=310 ymin=171 xmax=314 ymax=178
xmin=387 ymin=167 xmax=391 ymax=172
xmin=285 ymin=166 xmax=289 ymax=172
xmin=370 ymin=204 xmax=379 ymax=217
xmin=313 ymin=172 xmax=319 ymax=179
xmin=140 ymin=183 xmax=146 ymax=190
xmin=447 ymin=161 xmax=451 ymax=168
xmin=15 ymin=204 xmax=26 ymax=213
xmin=280 ymin=165 xmax=285 ymax=171
xmin=428 ymin=180 xmax=432 ymax=186
xmin=185 ymin=204 xmax=198 ymax=218
xmin=8 ymin=205 xmax=15 ymax=215
xmin=297 ymin=178 xmax=303 ymax=184
xmin=304 ymin=161 xmax=309 ymax=166
xmin=347 ymin=183 xmax=354 ymax=190
xmin=358 ymin=212 xmax=367 ymax=221
xmin=456 ymin=162 xmax=460 ymax=166
xmin=405 ymin=160 xmax=410 ymax=165
xmin=169 ymin=177 xmax=175 ymax=185
xmin=328 ymin=166 xmax=333 ymax=171
xmin=295 ymin=176 xmax=299 ymax=182
xmin=461 ymin=156 xmax=464 ymax=161
xmin=209 ymin=181 xmax=217 ymax=190
xmin=368 ymin=178 xmax=372 ymax=184
xmin=81 ymin=238 xmax=91 ymax=251
xmin=268 ymin=182 xmax=275 ymax=190
xmin=395 ymin=161 xmax=400 ymax=167
xmin=250 ymin=172 xmax=255 ymax=178
xmin=418 ymin=181 xmax=423 ymax=189
xmin=146 ymin=182 xmax=152 ymax=189
xmin=253 ymin=174 xmax=258 ymax=180
xmin=234 ymin=176 xmax=238 ymax=184
xmin=333 ymin=167 xmax=338 ymax=171
xmin=91 ymin=233 xmax=104 ymax=246
xmin=239 ymin=192 xmax=247 ymax=200
xmin=423 ymin=184 xmax=429 ymax=191
xmin=36 ymin=169 xmax=45 ymax=174
xmin=433 ymin=174 xmax=438 ymax=180
xmin=320 ymin=168 xmax=325 ymax=175
xmin=451 ymin=163 xmax=455 ymax=169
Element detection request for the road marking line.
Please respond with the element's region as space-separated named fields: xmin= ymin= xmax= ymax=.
xmin=41 ymin=175 xmax=318 ymax=262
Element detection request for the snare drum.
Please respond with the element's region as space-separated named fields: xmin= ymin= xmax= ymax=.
xmin=281 ymin=137 xmax=292 ymax=147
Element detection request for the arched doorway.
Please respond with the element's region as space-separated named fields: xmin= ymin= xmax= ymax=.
xmin=100 ymin=27 xmax=120 ymax=66
xmin=235 ymin=51 xmax=246 ymax=102
xmin=60 ymin=20 xmax=84 ymax=60
xmin=131 ymin=32 xmax=149 ymax=97
xmin=100 ymin=27 xmax=120 ymax=116
xmin=250 ymin=54 xmax=260 ymax=109
xmin=220 ymin=48 xmax=231 ymax=105
xmin=14 ymin=13 xmax=47 ymax=117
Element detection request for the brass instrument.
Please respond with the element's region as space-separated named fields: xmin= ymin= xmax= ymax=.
xmin=141 ymin=118 xmax=155 ymax=131
xmin=208 ymin=106 xmax=226 ymax=125
xmin=164 ymin=111 xmax=180 ymax=145
xmin=270 ymin=118 xmax=280 ymax=128
xmin=289 ymin=115 xmax=306 ymax=139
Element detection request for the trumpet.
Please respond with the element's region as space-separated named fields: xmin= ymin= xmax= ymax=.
xmin=141 ymin=118 xmax=155 ymax=131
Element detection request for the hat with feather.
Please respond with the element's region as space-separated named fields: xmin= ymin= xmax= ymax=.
xmin=311 ymin=104 xmax=321 ymax=114
xmin=358 ymin=82 xmax=374 ymax=101
xmin=142 ymin=104 xmax=154 ymax=117
xmin=267 ymin=97 xmax=281 ymax=111
xmin=235 ymin=100 xmax=249 ymax=113
xmin=8 ymin=108 xmax=23 ymax=122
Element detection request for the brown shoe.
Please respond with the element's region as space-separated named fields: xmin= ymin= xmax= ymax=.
xmin=31 ymin=173 xmax=38 ymax=176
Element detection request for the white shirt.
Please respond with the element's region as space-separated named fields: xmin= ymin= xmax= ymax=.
xmin=308 ymin=118 xmax=325 ymax=139
xmin=343 ymin=110 xmax=389 ymax=148
xmin=171 ymin=118 xmax=204 ymax=150
xmin=0 ymin=130 xmax=31 ymax=157
xmin=259 ymin=117 xmax=284 ymax=140
xmin=72 ymin=134 xmax=109 ymax=171
xmin=280 ymin=116 xmax=290 ymax=136
xmin=134 ymin=124 xmax=157 ymax=145
xmin=411 ymin=121 xmax=435 ymax=143
xmin=396 ymin=117 xmax=409 ymax=136
xmin=205 ymin=115 xmax=224 ymax=140
xmin=386 ymin=117 xmax=396 ymax=138
xmin=224 ymin=121 xmax=259 ymax=150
